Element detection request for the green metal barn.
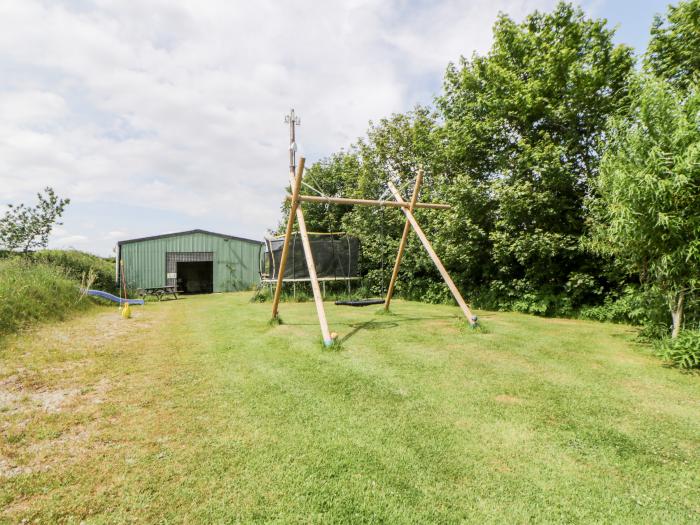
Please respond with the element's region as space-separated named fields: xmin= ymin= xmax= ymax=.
xmin=117 ymin=230 xmax=262 ymax=293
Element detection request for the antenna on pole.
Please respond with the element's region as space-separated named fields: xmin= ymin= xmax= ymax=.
xmin=284 ymin=108 xmax=301 ymax=171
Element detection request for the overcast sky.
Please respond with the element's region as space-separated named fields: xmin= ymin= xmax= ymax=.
xmin=0 ymin=0 xmax=669 ymax=256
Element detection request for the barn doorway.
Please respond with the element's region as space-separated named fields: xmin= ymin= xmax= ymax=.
xmin=166 ymin=252 xmax=214 ymax=294
xmin=177 ymin=261 xmax=213 ymax=294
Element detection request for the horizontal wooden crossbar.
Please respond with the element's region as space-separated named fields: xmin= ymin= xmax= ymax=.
xmin=286 ymin=194 xmax=450 ymax=210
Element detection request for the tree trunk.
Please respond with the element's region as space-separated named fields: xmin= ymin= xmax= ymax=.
xmin=670 ymin=290 xmax=685 ymax=339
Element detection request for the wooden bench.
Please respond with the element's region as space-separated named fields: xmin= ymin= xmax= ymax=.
xmin=137 ymin=286 xmax=180 ymax=301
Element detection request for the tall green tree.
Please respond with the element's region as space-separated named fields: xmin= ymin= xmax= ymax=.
xmin=438 ymin=2 xmax=634 ymax=312
xmin=588 ymin=76 xmax=700 ymax=338
xmin=298 ymin=108 xmax=460 ymax=297
xmin=347 ymin=108 xmax=449 ymax=297
xmin=303 ymin=108 xmax=493 ymax=301
xmin=298 ymin=151 xmax=361 ymax=234
xmin=645 ymin=0 xmax=700 ymax=92
xmin=0 ymin=187 xmax=70 ymax=254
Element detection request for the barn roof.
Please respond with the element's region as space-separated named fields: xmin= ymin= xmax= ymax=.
xmin=117 ymin=229 xmax=262 ymax=246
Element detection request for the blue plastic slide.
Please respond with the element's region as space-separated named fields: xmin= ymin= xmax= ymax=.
xmin=85 ymin=289 xmax=145 ymax=305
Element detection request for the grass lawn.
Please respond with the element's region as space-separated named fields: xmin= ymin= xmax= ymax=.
xmin=1 ymin=293 xmax=699 ymax=523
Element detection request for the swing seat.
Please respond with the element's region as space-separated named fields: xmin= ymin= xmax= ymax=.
xmin=334 ymin=298 xmax=385 ymax=307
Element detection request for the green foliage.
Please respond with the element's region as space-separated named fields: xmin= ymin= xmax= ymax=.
xmin=347 ymin=107 xmax=450 ymax=295
xmin=656 ymin=330 xmax=700 ymax=369
xmin=645 ymin=0 xmax=700 ymax=92
xmin=0 ymin=250 xmax=115 ymax=337
xmin=280 ymin=2 xmax=698 ymax=335
xmin=298 ymin=152 xmax=362 ymax=234
xmin=578 ymin=284 xmax=670 ymax=331
xmin=0 ymin=187 xmax=70 ymax=253
xmin=282 ymin=107 xmax=450 ymax=298
xmin=250 ymin=285 xmax=272 ymax=303
xmin=30 ymin=250 xmax=116 ymax=293
xmin=439 ymin=2 xmax=634 ymax=303
xmin=0 ymin=258 xmax=93 ymax=337
xmin=587 ymin=75 xmax=700 ymax=336
xmin=267 ymin=315 xmax=283 ymax=326
xmin=298 ymin=3 xmax=634 ymax=314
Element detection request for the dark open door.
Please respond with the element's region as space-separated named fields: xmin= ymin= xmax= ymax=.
xmin=176 ymin=261 xmax=213 ymax=293
xmin=166 ymin=252 xmax=214 ymax=292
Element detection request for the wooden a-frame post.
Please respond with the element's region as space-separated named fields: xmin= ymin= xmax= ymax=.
xmin=271 ymin=158 xmax=305 ymax=319
xmin=272 ymin=110 xmax=334 ymax=346
xmin=385 ymin=169 xmax=424 ymax=310
xmin=287 ymin=163 xmax=334 ymax=346
xmin=273 ymin=111 xmax=469 ymax=342
xmin=271 ymin=159 xmax=334 ymax=346
xmin=387 ymin=181 xmax=477 ymax=325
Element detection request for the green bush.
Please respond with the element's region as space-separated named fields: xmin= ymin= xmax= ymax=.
xmin=656 ymin=330 xmax=700 ymax=370
xmin=0 ymin=258 xmax=94 ymax=337
xmin=578 ymin=285 xmax=698 ymax=340
xmin=579 ymin=286 xmax=654 ymax=324
xmin=30 ymin=250 xmax=116 ymax=293
xmin=474 ymin=280 xmax=561 ymax=316
xmin=250 ymin=286 xmax=272 ymax=303
xmin=249 ymin=284 xmax=311 ymax=303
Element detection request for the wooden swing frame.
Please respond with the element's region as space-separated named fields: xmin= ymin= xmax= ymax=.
xmin=271 ymin=158 xmax=477 ymax=346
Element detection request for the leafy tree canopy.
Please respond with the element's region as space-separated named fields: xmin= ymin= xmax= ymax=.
xmin=0 ymin=187 xmax=70 ymax=254
xmin=588 ymin=76 xmax=700 ymax=337
xmin=645 ymin=0 xmax=700 ymax=92
xmin=437 ymin=2 xmax=634 ymax=311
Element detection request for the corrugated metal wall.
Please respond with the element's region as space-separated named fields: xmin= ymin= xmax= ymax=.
xmin=119 ymin=232 xmax=261 ymax=292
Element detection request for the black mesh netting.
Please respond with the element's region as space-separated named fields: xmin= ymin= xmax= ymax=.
xmin=262 ymin=233 xmax=359 ymax=280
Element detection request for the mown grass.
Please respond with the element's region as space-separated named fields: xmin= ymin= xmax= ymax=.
xmin=1 ymin=293 xmax=699 ymax=523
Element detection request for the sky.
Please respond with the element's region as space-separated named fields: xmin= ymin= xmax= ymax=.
xmin=0 ymin=0 xmax=671 ymax=256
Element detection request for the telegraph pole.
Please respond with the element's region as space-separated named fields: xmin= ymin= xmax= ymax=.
xmin=276 ymin=108 xmax=334 ymax=344
xmin=285 ymin=109 xmax=300 ymax=171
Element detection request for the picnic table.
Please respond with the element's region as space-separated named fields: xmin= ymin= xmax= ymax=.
xmin=137 ymin=285 xmax=180 ymax=301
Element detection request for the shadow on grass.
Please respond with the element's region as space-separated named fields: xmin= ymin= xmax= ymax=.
xmin=281 ymin=314 xmax=456 ymax=328
xmin=274 ymin=310 xmax=471 ymax=346
xmin=340 ymin=319 xmax=400 ymax=344
xmin=660 ymin=362 xmax=700 ymax=375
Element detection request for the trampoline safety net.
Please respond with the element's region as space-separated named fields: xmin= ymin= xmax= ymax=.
xmin=261 ymin=233 xmax=359 ymax=280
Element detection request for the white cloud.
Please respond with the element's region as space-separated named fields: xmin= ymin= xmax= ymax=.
xmin=0 ymin=0 xmax=561 ymax=255
xmin=52 ymin=234 xmax=89 ymax=246
xmin=0 ymin=90 xmax=67 ymax=125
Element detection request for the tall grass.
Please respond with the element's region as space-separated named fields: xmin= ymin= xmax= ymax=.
xmin=0 ymin=258 xmax=94 ymax=338
xmin=31 ymin=249 xmax=116 ymax=292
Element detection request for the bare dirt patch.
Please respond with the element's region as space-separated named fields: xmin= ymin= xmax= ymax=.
xmin=495 ymin=394 xmax=524 ymax=405
xmin=1 ymin=424 xmax=100 ymax=479
xmin=0 ymin=306 xmax=164 ymax=486
xmin=81 ymin=377 xmax=111 ymax=405
xmin=0 ymin=457 xmax=34 ymax=478
xmin=0 ymin=373 xmax=81 ymax=414
xmin=4 ymin=308 xmax=156 ymax=358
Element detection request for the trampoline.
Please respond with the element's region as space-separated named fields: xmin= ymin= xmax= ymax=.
xmin=260 ymin=232 xmax=360 ymax=283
